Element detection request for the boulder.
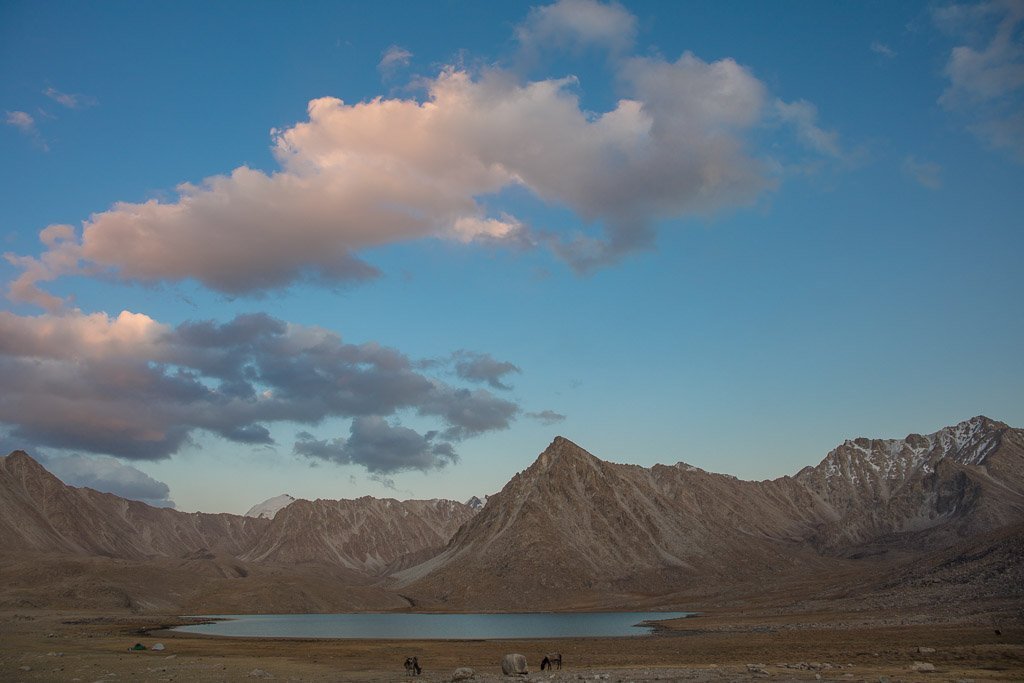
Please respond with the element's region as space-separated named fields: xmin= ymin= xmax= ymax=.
xmin=501 ymin=653 xmax=528 ymax=676
xmin=451 ymin=667 xmax=475 ymax=681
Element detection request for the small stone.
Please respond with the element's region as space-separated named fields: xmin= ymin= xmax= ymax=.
xmin=452 ymin=667 xmax=475 ymax=681
xmin=249 ymin=669 xmax=273 ymax=679
xmin=19 ymin=665 xmax=31 ymax=671
xmin=917 ymin=646 xmax=936 ymax=654
xmin=910 ymin=661 xmax=936 ymax=672
xmin=879 ymin=676 xmax=891 ymax=683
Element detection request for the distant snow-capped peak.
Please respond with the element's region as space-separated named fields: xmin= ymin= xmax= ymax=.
xmin=465 ymin=495 xmax=490 ymax=510
xmin=245 ymin=493 xmax=297 ymax=519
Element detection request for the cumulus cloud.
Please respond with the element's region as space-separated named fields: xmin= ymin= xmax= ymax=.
xmin=902 ymin=156 xmax=943 ymax=188
xmin=295 ymin=417 xmax=457 ymax=473
xmin=6 ymin=1 xmax=841 ymax=307
xmin=378 ymin=45 xmax=413 ymax=75
xmin=935 ymin=0 xmax=1024 ymax=159
xmin=526 ymin=409 xmax=567 ymax=425
xmin=43 ymin=87 xmax=97 ymax=109
xmin=0 ymin=309 xmax=518 ymax=463
xmin=516 ymin=0 xmax=637 ymax=57
xmin=38 ymin=453 xmax=175 ymax=507
xmin=451 ymin=350 xmax=520 ymax=390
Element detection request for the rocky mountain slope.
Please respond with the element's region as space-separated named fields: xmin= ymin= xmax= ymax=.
xmin=396 ymin=417 xmax=1024 ymax=609
xmin=0 ymin=451 xmax=267 ymax=560
xmin=1 ymin=416 xmax=1021 ymax=613
xmin=394 ymin=437 xmax=831 ymax=608
xmin=242 ymin=496 xmax=475 ymax=574
xmin=795 ymin=416 xmax=1024 ymax=549
xmin=0 ymin=450 xmax=475 ymax=610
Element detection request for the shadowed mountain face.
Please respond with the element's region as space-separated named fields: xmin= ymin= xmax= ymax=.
xmin=1 ymin=416 xmax=1021 ymax=613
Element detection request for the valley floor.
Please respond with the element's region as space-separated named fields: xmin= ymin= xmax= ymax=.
xmin=1 ymin=608 xmax=1021 ymax=682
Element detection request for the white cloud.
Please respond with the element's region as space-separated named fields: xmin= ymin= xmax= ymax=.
xmin=5 ymin=110 xmax=48 ymax=151
xmin=902 ymin=156 xmax=943 ymax=189
xmin=378 ymin=45 xmax=413 ymax=75
xmin=516 ymin=0 xmax=637 ymax=56
xmin=936 ymin=0 xmax=1024 ymax=159
xmin=5 ymin=1 xmax=843 ymax=306
xmin=5 ymin=110 xmax=36 ymax=132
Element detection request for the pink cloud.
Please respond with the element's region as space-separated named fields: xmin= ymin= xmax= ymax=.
xmin=6 ymin=3 xmax=846 ymax=308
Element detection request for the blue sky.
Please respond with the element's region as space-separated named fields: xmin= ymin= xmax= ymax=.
xmin=2 ymin=0 xmax=1022 ymax=513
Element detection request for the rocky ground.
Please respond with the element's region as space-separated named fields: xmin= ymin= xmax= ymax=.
xmin=1 ymin=607 xmax=1021 ymax=682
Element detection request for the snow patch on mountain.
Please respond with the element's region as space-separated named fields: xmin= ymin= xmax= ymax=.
xmin=816 ymin=416 xmax=1006 ymax=486
xmin=245 ymin=493 xmax=297 ymax=519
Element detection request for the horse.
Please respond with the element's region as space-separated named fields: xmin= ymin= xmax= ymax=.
xmin=541 ymin=652 xmax=562 ymax=670
xmin=404 ymin=656 xmax=422 ymax=676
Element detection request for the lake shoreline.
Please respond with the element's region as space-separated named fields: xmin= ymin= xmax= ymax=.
xmin=3 ymin=605 xmax=1021 ymax=681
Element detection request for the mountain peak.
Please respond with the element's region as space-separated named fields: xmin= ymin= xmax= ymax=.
xmin=809 ymin=416 xmax=1014 ymax=487
xmin=932 ymin=415 xmax=1009 ymax=466
xmin=245 ymin=493 xmax=297 ymax=519
xmin=465 ymin=495 xmax=490 ymax=510
xmin=5 ymin=449 xmax=36 ymax=463
xmin=2 ymin=450 xmax=55 ymax=479
xmin=943 ymin=415 xmax=1008 ymax=437
xmin=535 ymin=436 xmax=598 ymax=470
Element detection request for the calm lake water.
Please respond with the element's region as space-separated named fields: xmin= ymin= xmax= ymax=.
xmin=174 ymin=611 xmax=692 ymax=639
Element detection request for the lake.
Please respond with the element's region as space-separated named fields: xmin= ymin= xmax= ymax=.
xmin=174 ymin=611 xmax=693 ymax=639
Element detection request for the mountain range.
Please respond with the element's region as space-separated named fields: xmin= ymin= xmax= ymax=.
xmin=1 ymin=415 xmax=1022 ymax=614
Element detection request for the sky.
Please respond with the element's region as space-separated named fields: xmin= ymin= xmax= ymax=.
xmin=1 ymin=0 xmax=1022 ymax=514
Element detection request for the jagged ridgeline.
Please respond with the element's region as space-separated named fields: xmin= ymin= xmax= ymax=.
xmin=1 ymin=416 xmax=1022 ymax=613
